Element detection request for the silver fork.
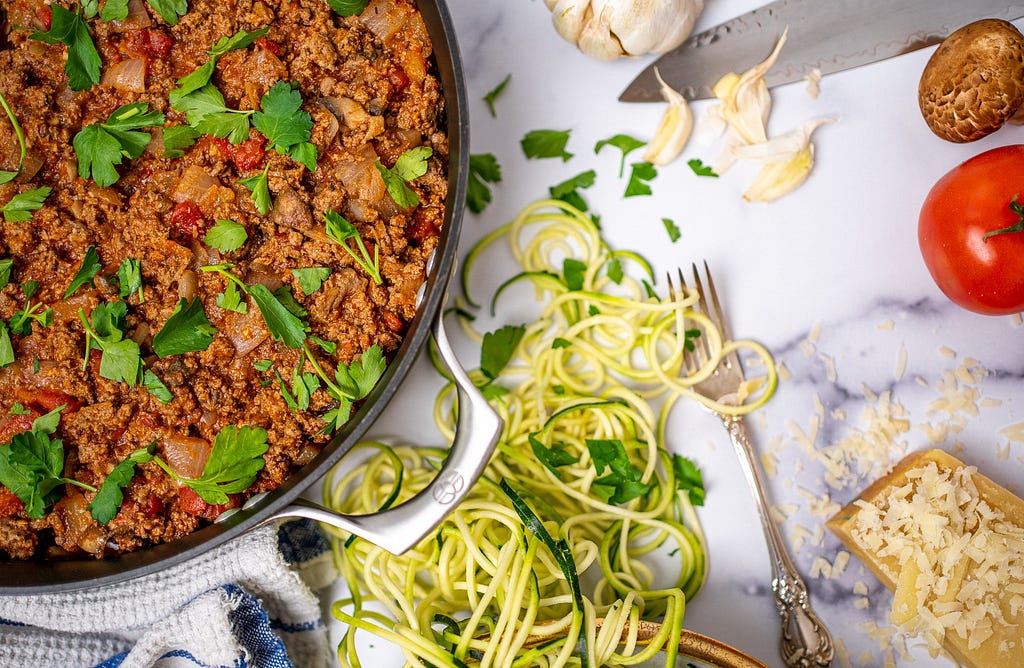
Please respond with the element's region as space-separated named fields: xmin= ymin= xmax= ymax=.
xmin=669 ymin=262 xmax=834 ymax=668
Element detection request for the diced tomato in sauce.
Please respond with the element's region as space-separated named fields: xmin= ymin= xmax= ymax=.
xmin=255 ymin=37 xmax=282 ymax=56
xmin=0 ymin=487 xmax=25 ymax=518
xmin=177 ymin=486 xmax=239 ymax=521
xmin=407 ymin=217 xmax=436 ymax=245
xmin=145 ymin=29 xmax=173 ymax=58
xmin=0 ymin=412 xmax=37 ymax=444
xmin=388 ymin=66 xmax=410 ymax=91
xmin=122 ymin=29 xmax=174 ymax=60
xmin=36 ymin=6 xmax=51 ymax=31
xmin=210 ymin=136 xmax=266 ymax=172
xmin=19 ymin=388 xmax=83 ymax=414
xmin=169 ymin=201 xmax=205 ymax=240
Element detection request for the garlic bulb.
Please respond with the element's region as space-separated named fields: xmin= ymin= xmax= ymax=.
xmin=544 ymin=0 xmax=705 ymax=61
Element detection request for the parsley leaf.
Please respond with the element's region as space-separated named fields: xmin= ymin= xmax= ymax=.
xmin=483 ymin=73 xmax=511 ymax=117
xmin=156 ymin=425 xmax=269 ymax=505
xmin=663 ymin=217 xmax=681 ymax=243
xmin=325 ymin=209 xmax=382 ymax=284
xmin=376 ymin=146 xmax=431 ymax=208
xmin=587 ymin=439 xmax=651 ymax=505
xmin=8 ymin=403 xmax=31 ymax=416
xmin=551 ymin=337 xmax=571 ymax=349
xmin=624 ymin=161 xmax=657 ymax=198
xmin=100 ymin=0 xmax=129 ymax=21
xmin=252 ymin=81 xmax=317 ymax=170
xmin=9 ymin=293 xmax=52 ymax=336
xmin=529 ymin=433 xmax=579 ymax=477
xmin=30 ymin=5 xmax=101 ymax=91
xmin=172 ymin=84 xmax=252 ymax=143
xmin=88 ymin=444 xmax=155 ymax=524
xmin=215 ymin=280 xmax=247 ymax=313
xmin=521 ymin=129 xmax=572 ymax=162
xmin=687 ymin=158 xmax=718 ymax=178
xmin=162 ymin=125 xmax=200 ymax=159
xmin=327 ymin=0 xmax=369 ymax=15
xmin=606 ymin=257 xmax=623 ymax=284
xmin=292 ymin=267 xmax=332 ymax=296
xmin=0 ymin=322 xmax=13 ymax=369
xmin=333 ymin=344 xmax=385 ymax=400
xmin=74 ymin=102 xmax=166 ymax=186
xmin=64 ymin=245 xmax=102 ymax=298
xmin=0 ymin=406 xmax=97 ymax=519
xmin=143 ymin=370 xmax=173 ymax=403
xmin=673 ymin=454 xmax=705 ymax=506
xmin=253 ymin=359 xmax=273 ymax=372
xmin=563 ymin=258 xmax=587 ymax=291
xmin=79 ymin=301 xmax=143 ymax=385
xmin=0 ymin=91 xmax=26 ymax=184
xmin=467 ymin=153 xmax=502 ymax=214
xmin=238 ymin=165 xmax=271 ymax=215
xmin=2 ymin=187 xmax=51 ymax=223
xmin=594 ymin=134 xmax=645 ymax=177
xmin=480 ymin=325 xmax=525 ymax=380
xmin=117 ymin=258 xmax=144 ymax=302
xmin=204 ymin=219 xmax=248 ymax=252
xmin=152 ymin=297 xmax=217 ymax=358
xmin=0 ymin=259 xmax=11 ymax=290
xmin=249 ymin=284 xmax=307 ymax=349
xmin=549 ymin=170 xmax=596 ymax=212
xmin=146 ymin=0 xmax=188 ymax=25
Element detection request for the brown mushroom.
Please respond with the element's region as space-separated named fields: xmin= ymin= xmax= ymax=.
xmin=918 ymin=19 xmax=1024 ymax=143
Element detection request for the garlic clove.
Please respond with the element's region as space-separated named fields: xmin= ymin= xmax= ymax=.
xmin=713 ymin=29 xmax=789 ymax=146
xmin=731 ymin=117 xmax=835 ymax=163
xmin=545 ymin=0 xmax=705 ymax=60
xmin=643 ymin=69 xmax=693 ymax=166
xmin=742 ymin=144 xmax=815 ymax=203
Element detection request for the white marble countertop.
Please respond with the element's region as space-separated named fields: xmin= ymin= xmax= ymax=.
xmin=319 ymin=1 xmax=1024 ymax=666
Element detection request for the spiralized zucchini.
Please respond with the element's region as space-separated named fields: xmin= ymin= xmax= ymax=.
xmin=323 ymin=200 xmax=777 ymax=667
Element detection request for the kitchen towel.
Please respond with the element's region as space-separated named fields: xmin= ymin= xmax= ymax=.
xmin=0 ymin=520 xmax=337 ymax=668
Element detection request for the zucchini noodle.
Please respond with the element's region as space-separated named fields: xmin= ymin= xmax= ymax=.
xmin=323 ymin=200 xmax=777 ymax=667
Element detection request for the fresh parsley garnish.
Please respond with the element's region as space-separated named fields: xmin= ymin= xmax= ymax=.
xmin=154 ymin=425 xmax=269 ymax=505
xmin=467 ymin=153 xmax=502 ymax=214
xmin=0 ymin=406 xmax=99 ymax=519
xmin=252 ymin=81 xmax=317 ymax=170
xmin=88 ymin=444 xmax=156 ymax=524
xmin=376 ymin=146 xmax=431 ymax=208
xmin=170 ymin=27 xmax=268 ymax=100
xmin=117 ymin=258 xmax=144 ymax=302
xmin=292 ymin=267 xmax=332 ymax=295
xmin=277 ymin=366 xmax=320 ymax=411
xmin=142 ymin=370 xmax=174 ymax=403
xmin=482 ymin=73 xmax=511 ymax=117
xmin=146 ymin=0 xmax=188 ymax=25
xmin=152 ymin=297 xmax=217 ymax=358
xmin=64 ymin=245 xmax=102 ymax=298
xmin=687 ymin=158 xmax=718 ymax=178
xmin=172 ymin=83 xmax=253 ymax=143
xmin=316 ymin=344 xmax=385 ymax=433
xmin=594 ymin=134 xmax=645 ymax=177
xmin=587 ymin=439 xmax=651 ymax=505
xmin=324 ymin=210 xmax=382 ymax=284
xmin=624 ymin=161 xmax=657 ymax=198
xmin=204 ymin=219 xmax=248 ymax=252
xmin=0 ymin=259 xmax=11 ymax=290
xmin=0 ymin=322 xmax=13 ymax=369
xmin=29 ymin=5 xmax=101 ymax=91
xmin=662 ymin=217 xmax=681 ymax=243
xmin=238 ymin=164 xmax=271 ymax=215
xmin=673 ymin=454 xmax=705 ymax=506
xmin=215 ymin=279 xmax=248 ymax=314
xmin=562 ymin=258 xmax=587 ymax=291
xmin=99 ymin=0 xmax=129 ymax=21
xmin=74 ymin=102 xmax=166 ymax=186
xmin=549 ymin=170 xmax=596 ymax=213
xmin=529 ymin=433 xmax=579 ymax=477
xmin=202 ymin=265 xmax=307 ymax=349
xmin=0 ymin=91 xmax=27 ymax=184
xmin=78 ymin=301 xmax=142 ymax=385
xmin=8 ymin=403 xmax=31 ymax=416
xmin=327 ymin=0 xmax=369 ymax=15
xmin=521 ymin=129 xmax=572 ymax=162
xmin=606 ymin=257 xmax=623 ymax=284
xmin=2 ymin=186 xmax=50 ymax=223
xmin=9 ymin=289 xmax=53 ymax=336
xmin=253 ymin=359 xmax=273 ymax=372
xmin=480 ymin=325 xmax=525 ymax=381
xmin=551 ymin=337 xmax=571 ymax=349
xmin=162 ymin=125 xmax=201 ymax=159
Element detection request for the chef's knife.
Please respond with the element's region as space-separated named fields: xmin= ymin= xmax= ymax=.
xmin=620 ymin=0 xmax=1024 ymax=102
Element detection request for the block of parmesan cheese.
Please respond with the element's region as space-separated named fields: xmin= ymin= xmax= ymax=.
xmin=827 ymin=449 xmax=1024 ymax=668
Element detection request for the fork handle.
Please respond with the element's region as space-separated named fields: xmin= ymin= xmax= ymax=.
xmin=720 ymin=414 xmax=834 ymax=668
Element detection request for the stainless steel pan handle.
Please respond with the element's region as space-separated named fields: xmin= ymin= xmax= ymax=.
xmin=222 ymin=312 xmax=503 ymax=555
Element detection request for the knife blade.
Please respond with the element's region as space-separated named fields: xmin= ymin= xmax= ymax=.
xmin=620 ymin=0 xmax=1024 ymax=102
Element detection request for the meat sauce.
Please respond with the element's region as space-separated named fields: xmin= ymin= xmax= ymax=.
xmin=0 ymin=0 xmax=446 ymax=559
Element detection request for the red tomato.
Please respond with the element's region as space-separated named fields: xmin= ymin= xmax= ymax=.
xmin=919 ymin=145 xmax=1024 ymax=315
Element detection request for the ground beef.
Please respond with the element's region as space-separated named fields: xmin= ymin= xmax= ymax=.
xmin=0 ymin=0 xmax=446 ymax=559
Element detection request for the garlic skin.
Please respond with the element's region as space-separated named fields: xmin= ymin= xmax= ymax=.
xmin=544 ymin=0 xmax=705 ymax=61
xmin=643 ymin=69 xmax=693 ymax=166
xmin=739 ymin=118 xmax=834 ymax=202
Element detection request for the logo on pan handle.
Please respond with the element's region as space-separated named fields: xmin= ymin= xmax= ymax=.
xmin=432 ymin=471 xmax=465 ymax=505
